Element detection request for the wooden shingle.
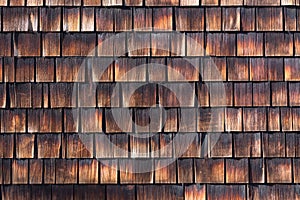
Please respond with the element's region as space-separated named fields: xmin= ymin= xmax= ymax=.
xmin=52 ymin=185 xmax=74 ymax=200
xmin=107 ymin=186 xmax=136 ymax=200
xmin=12 ymin=160 xmax=28 ymax=184
xmin=268 ymin=107 xmax=280 ymax=131
xmin=267 ymin=158 xmax=292 ymax=183
xmin=257 ymin=8 xmax=283 ymax=31
xmin=243 ymin=108 xmax=267 ymax=131
xmin=83 ymin=0 xmax=101 ymax=5
xmin=36 ymin=58 xmax=55 ymax=82
xmin=209 ymin=133 xmax=232 ymax=157
xmin=290 ymin=83 xmax=300 ymax=106
xmin=185 ymin=185 xmax=206 ymax=200
xmin=265 ymin=33 xmax=293 ymax=56
xmin=0 ymin=34 xmax=11 ymax=56
xmin=226 ymin=108 xmax=242 ymax=132
xmin=133 ymin=8 xmax=152 ymax=31
xmin=153 ymin=8 xmax=172 ymax=31
xmin=201 ymin=0 xmax=218 ymax=5
xmin=56 ymin=159 xmax=78 ymax=184
xmin=146 ymin=0 xmax=178 ymax=6
xmin=186 ymin=33 xmax=204 ymax=56
xmin=29 ymin=160 xmax=43 ymax=184
xmin=151 ymin=33 xmax=170 ymax=56
xmin=237 ymin=33 xmax=263 ymax=56
xmin=96 ymin=8 xmax=114 ymax=32
xmin=281 ymin=108 xmax=293 ymax=131
xmin=222 ymin=8 xmax=240 ymax=31
xmin=15 ymin=58 xmax=34 ymax=82
xmin=272 ymin=82 xmax=287 ymax=106
xmin=227 ymin=58 xmax=249 ymax=81
xmin=226 ymin=159 xmax=248 ymax=183
xmin=3 ymin=8 xmax=38 ymax=31
xmin=44 ymin=159 xmax=55 ymax=184
xmin=65 ymin=134 xmax=93 ymax=158
xmin=62 ymin=33 xmax=96 ymax=56
xmin=45 ymin=0 xmax=81 ymax=5
xmin=263 ymin=133 xmax=285 ymax=157
xmin=167 ymin=58 xmax=199 ymax=81
xmin=16 ymin=134 xmax=34 ymax=158
xmin=253 ymin=82 xmax=270 ymax=106
xmin=180 ymin=0 xmax=199 ymax=5
xmin=178 ymin=159 xmax=193 ymax=183
xmin=78 ymin=159 xmax=98 ymax=184
xmin=195 ymin=159 xmax=224 ymax=183
xmin=42 ymin=33 xmax=61 ymax=57
xmin=0 ymin=134 xmax=13 ymax=158
xmin=40 ymin=8 xmax=61 ymax=32
xmin=234 ymin=133 xmax=261 ymax=157
xmin=137 ymin=185 xmax=184 ymax=199
xmin=220 ymin=0 xmax=242 ymax=5
xmin=206 ymin=8 xmax=221 ymax=31
xmin=206 ymin=33 xmax=236 ymax=56
xmin=128 ymin=32 xmax=151 ymax=56
xmin=170 ymin=33 xmax=185 ymax=56
xmin=164 ymin=109 xmax=178 ymax=132
xmin=102 ymin=0 xmax=122 ymax=6
xmin=78 ymin=84 xmax=97 ymax=107
xmin=63 ymin=8 xmax=80 ymax=32
xmin=14 ymin=33 xmax=40 ymax=56
xmin=244 ymin=0 xmax=280 ymax=5
xmin=295 ymin=33 xmax=300 ymax=56
xmin=99 ymin=160 xmax=118 ymax=183
xmin=241 ymin=8 xmax=255 ymax=31
xmin=2 ymin=159 xmax=11 ymax=184
xmin=105 ymin=109 xmax=132 ymax=133
xmin=207 ymin=185 xmax=245 ymax=200
xmin=155 ymin=160 xmax=176 ymax=183
xmin=56 ymin=57 xmax=85 ymax=82
xmin=285 ymin=8 xmax=297 ymax=31
xmin=175 ymin=8 xmax=204 ymax=31
xmin=285 ymin=58 xmax=300 ymax=81
xmin=115 ymin=58 xmax=147 ymax=82
xmin=249 ymin=159 xmax=264 ymax=183
xmin=1 ymin=110 xmax=26 ymax=133
xmin=37 ymin=134 xmax=61 ymax=158
xmin=115 ymin=9 xmax=132 ymax=31
xmin=292 ymin=108 xmax=300 ymax=131
xmin=125 ymin=0 xmax=142 ymax=5
xmin=81 ymin=8 xmax=94 ymax=32
xmin=234 ymin=83 xmax=252 ymax=107
xmin=74 ymin=186 xmax=105 ymax=200
xmin=119 ymin=160 xmax=153 ymax=183
xmin=28 ymin=109 xmax=62 ymax=133
xmin=50 ymin=83 xmax=75 ymax=108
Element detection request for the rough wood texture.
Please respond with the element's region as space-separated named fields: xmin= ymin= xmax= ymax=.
xmin=267 ymin=159 xmax=292 ymax=183
xmin=195 ymin=159 xmax=224 ymax=183
xmin=234 ymin=133 xmax=261 ymax=157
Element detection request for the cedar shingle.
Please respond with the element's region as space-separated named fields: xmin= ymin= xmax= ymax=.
xmin=37 ymin=134 xmax=61 ymax=158
xmin=237 ymin=33 xmax=263 ymax=56
xmin=244 ymin=0 xmax=280 ymax=5
xmin=15 ymin=58 xmax=34 ymax=82
xmin=28 ymin=109 xmax=62 ymax=133
xmin=81 ymin=8 xmax=94 ymax=32
xmin=98 ymin=33 xmax=126 ymax=57
xmin=119 ymin=159 xmax=153 ymax=183
xmin=107 ymin=186 xmax=136 ymax=200
xmin=14 ymin=33 xmax=40 ymax=56
xmin=96 ymin=8 xmax=114 ymax=31
xmin=134 ymin=108 xmax=161 ymax=133
xmin=285 ymin=58 xmax=300 ymax=81
xmin=65 ymin=134 xmax=93 ymax=158
xmin=201 ymin=0 xmax=218 ymax=5
xmin=170 ymin=33 xmax=185 ymax=56
xmin=50 ymin=83 xmax=75 ymax=108
xmin=267 ymin=158 xmax=292 ymax=183
xmin=128 ymin=32 xmax=151 ymax=56
xmin=137 ymin=185 xmax=183 ymax=199
xmin=0 ymin=34 xmax=11 ymax=56
xmin=97 ymin=83 xmax=119 ymax=107
xmin=197 ymin=108 xmax=211 ymax=132
xmin=0 ymin=84 xmax=5 ymax=108
xmin=185 ymin=185 xmax=206 ymax=200
xmin=102 ymin=0 xmax=122 ymax=6
xmin=40 ymin=8 xmax=61 ymax=31
xmin=167 ymin=58 xmax=199 ymax=81
xmin=159 ymin=83 xmax=195 ymax=107
xmin=29 ymin=160 xmax=42 ymax=184
xmin=99 ymin=160 xmax=118 ymax=183
xmin=265 ymin=33 xmax=293 ymax=56
xmin=125 ymin=0 xmax=142 ymax=5
xmin=226 ymin=159 xmax=248 ymax=183
xmin=151 ymin=33 xmax=170 ymax=56
xmin=290 ymin=83 xmax=300 ymax=106
xmin=292 ymin=108 xmax=300 ymax=131
xmin=234 ymin=83 xmax=252 ymax=107
xmin=0 ymin=134 xmax=13 ymax=158
xmin=209 ymin=133 xmax=232 ymax=157
xmin=115 ymin=9 xmax=132 ymax=31
xmin=56 ymin=57 xmax=85 ymax=82
xmin=178 ymin=108 xmax=197 ymax=132
xmin=281 ymin=108 xmax=293 ymax=131
xmin=52 ymin=185 xmax=74 ymax=200
xmin=16 ymin=134 xmax=34 ymax=158
xmin=36 ymin=58 xmax=55 ymax=82
xmin=221 ymin=0 xmax=242 ymax=5
xmin=42 ymin=33 xmax=61 ymax=57
xmin=286 ymin=133 xmax=300 ymax=157
xmin=83 ymin=0 xmax=101 ymax=5
xmin=263 ymin=133 xmax=285 ymax=157
xmin=178 ymin=159 xmax=193 ymax=183
xmin=2 ymin=159 xmax=11 ymax=184
xmin=164 ymin=109 xmax=178 ymax=132
xmin=282 ymin=0 xmax=296 ymax=4
xmin=56 ymin=159 xmax=78 ymax=184
xmin=10 ymin=0 xmax=25 ymax=5
xmin=249 ymin=159 xmax=264 ymax=183
xmin=74 ymin=186 xmax=105 ymax=200
xmin=63 ymin=8 xmax=80 ymax=32
xmin=268 ymin=107 xmax=280 ymax=131
xmin=148 ymin=58 xmax=166 ymax=82
xmin=175 ymin=8 xmax=204 ymax=31
xmin=81 ymin=109 xmax=102 ymax=132
xmin=243 ymin=108 xmax=267 ymax=131
xmin=129 ymin=134 xmax=150 ymax=157
xmin=268 ymin=58 xmax=284 ymax=81
xmin=197 ymin=83 xmax=209 ymax=107
xmin=241 ymin=8 xmax=255 ymax=31
xmin=226 ymin=108 xmax=242 ymax=132
xmin=153 ymin=8 xmax=173 ymax=31
xmin=12 ymin=160 xmax=28 ymax=184
xmin=206 ymin=8 xmax=221 ymax=31
xmin=180 ymin=0 xmax=199 ymax=5
xmin=285 ymin=8 xmax=297 ymax=31
xmin=155 ymin=160 xmax=176 ymax=183
xmin=227 ymin=58 xmax=249 ymax=81
xmin=78 ymin=159 xmax=98 ymax=183
xmin=78 ymin=84 xmax=97 ymax=107
xmin=253 ymin=82 xmax=270 ymax=106
xmin=257 ymin=8 xmax=283 ymax=31
xmin=206 ymin=33 xmax=236 ymax=56
xmin=294 ymin=159 xmax=300 ymax=183
xmin=249 ymin=58 xmax=267 ymax=81
xmin=186 ymin=33 xmax=204 ymax=56
xmin=0 ymin=0 xmax=6 ymax=5
xmin=27 ymin=0 xmax=43 ymax=5
xmin=146 ymin=0 xmax=178 ymax=6
xmin=1 ymin=110 xmax=26 ymax=133
xmin=222 ymin=8 xmax=240 ymax=31
xmin=89 ymin=58 xmax=113 ymax=82
xmin=64 ymin=109 xmax=78 ymax=132
xmin=105 ymin=109 xmax=132 ymax=133
xmin=195 ymin=159 xmax=224 ymax=183
xmin=207 ymin=185 xmax=245 ymax=200
xmin=234 ymin=133 xmax=261 ymax=157
xmin=295 ymin=33 xmax=300 ymax=56
xmin=31 ymin=186 xmax=51 ymax=199
xmin=115 ymin=58 xmax=147 ymax=82
xmin=62 ymin=33 xmax=96 ymax=56
xmin=175 ymin=133 xmax=201 ymax=157
xmin=2 ymin=186 xmax=31 ymax=199
xmin=44 ymin=159 xmax=55 ymax=184
xmin=46 ymin=0 xmax=81 ymax=5
xmin=3 ymin=8 xmax=38 ymax=31
xmin=202 ymin=57 xmax=227 ymax=81
xmin=133 ymin=8 xmax=152 ymax=31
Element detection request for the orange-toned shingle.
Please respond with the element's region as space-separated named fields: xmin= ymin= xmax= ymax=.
xmin=220 ymin=0 xmax=242 ymax=5
xmin=289 ymin=82 xmax=300 ymax=106
xmin=151 ymin=33 xmax=170 ymax=56
xmin=16 ymin=134 xmax=34 ymax=158
xmin=225 ymin=108 xmax=242 ymax=132
xmin=15 ymin=58 xmax=34 ymax=82
xmin=62 ymin=33 xmax=96 ymax=56
xmin=167 ymin=58 xmax=199 ymax=81
xmin=44 ymin=159 xmax=55 ymax=184
xmin=115 ymin=9 xmax=132 ymax=31
xmin=56 ymin=57 xmax=85 ymax=82
xmin=83 ymin=0 xmax=101 ymax=5
xmin=186 ymin=33 xmax=204 ymax=56
xmin=9 ymin=83 xmax=32 ymax=108
xmin=29 ymin=160 xmax=42 ymax=184
xmin=243 ymin=108 xmax=267 ymax=131
xmin=244 ymin=0 xmax=280 ymax=5
xmin=81 ymin=109 xmax=102 ymax=132
xmin=96 ymin=83 xmax=119 ymax=107
xmin=281 ymin=108 xmax=293 ymax=131
xmin=285 ymin=58 xmax=300 ymax=81
xmin=28 ymin=109 xmax=62 ymax=133
xmin=241 ymin=8 xmax=255 ymax=31
xmin=14 ymin=33 xmax=40 ymax=57
xmin=206 ymin=33 xmax=236 ymax=56
xmin=285 ymin=8 xmax=297 ymax=31
xmin=133 ymin=8 xmax=152 ymax=31
xmin=63 ymin=8 xmax=80 ymax=32
xmin=265 ymin=33 xmax=293 ymax=56
xmin=0 ymin=134 xmax=13 ymax=158
xmin=55 ymin=159 xmax=78 ymax=184
xmin=282 ymin=0 xmax=296 ymax=4
xmin=45 ymin=0 xmax=81 ymax=6
xmin=115 ymin=58 xmax=147 ymax=82
xmin=234 ymin=133 xmax=261 ymax=157
xmin=295 ymin=33 xmax=300 ymax=56
xmin=271 ymin=82 xmax=287 ymax=106
xmin=185 ymin=185 xmax=206 ymax=200
xmin=222 ymin=8 xmax=240 ymax=31
xmin=206 ymin=8 xmax=221 ymax=31
xmin=146 ymin=0 xmax=178 ymax=6
xmin=178 ymin=159 xmax=193 ymax=183
xmin=65 ymin=134 xmax=93 ymax=158
xmin=257 ymin=8 xmax=282 ymax=31
xmin=37 ymin=134 xmax=61 ymax=158
xmin=226 ymin=159 xmax=248 ymax=183
xmin=125 ymin=0 xmax=142 ymax=6
xmin=237 ymin=33 xmax=263 ymax=56
xmin=164 ymin=109 xmax=178 ymax=132
xmin=253 ymin=82 xmax=270 ymax=106
xmin=27 ymin=0 xmax=43 ymax=5
xmin=263 ymin=132 xmax=285 ymax=157
xmin=0 ymin=34 xmax=11 ymax=56
xmin=50 ymin=83 xmax=76 ymax=108
xmin=227 ymin=58 xmax=249 ymax=81
xmin=1 ymin=110 xmax=26 ymax=133
xmin=209 ymin=133 xmax=232 ymax=157
xmin=268 ymin=107 xmax=280 ymax=131
xmin=96 ymin=9 xmax=113 ymax=31
xmin=40 ymin=8 xmax=61 ymax=31
xmin=3 ymin=7 xmax=38 ymax=31
xmin=0 ymin=0 xmax=6 ymax=5
xmin=105 ymin=109 xmax=132 ymax=133
xmin=234 ymin=83 xmax=252 ymax=107
xmin=208 ymin=185 xmax=246 ymax=200
xmin=78 ymin=159 xmax=98 ymax=184
xmin=10 ymin=0 xmax=25 ymax=6
xmin=155 ymin=160 xmax=176 ymax=183
xmin=180 ymin=0 xmax=199 ymax=5
xmin=81 ymin=8 xmax=94 ymax=32
xmin=267 ymin=158 xmax=292 ymax=183
xmin=12 ymin=160 xmax=28 ymax=184
xmin=175 ymin=8 xmax=204 ymax=31
xmin=153 ymin=8 xmax=172 ymax=31
xmin=42 ymin=33 xmax=61 ymax=57
xmin=195 ymin=159 xmax=224 ymax=183
xmin=201 ymin=0 xmax=218 ymax=5
xmin=292 ymin=108 xmax=300 ymax=131
xmin=102 ymin=0 xmax=122 ymax=6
